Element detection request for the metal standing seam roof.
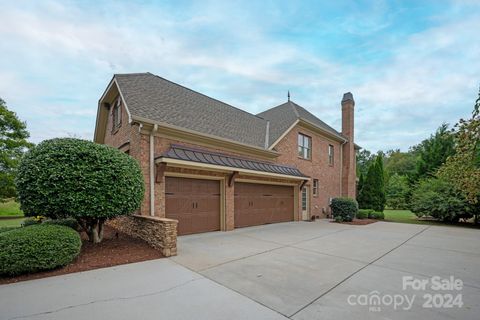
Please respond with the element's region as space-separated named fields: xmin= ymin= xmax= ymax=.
xmin=158 ymin=145 xmax=308 ymax=178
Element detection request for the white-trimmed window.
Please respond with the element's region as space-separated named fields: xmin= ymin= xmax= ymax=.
xmin=328 ymin=144 xmax=334 ymax=166
xmin=298 ymin=133 xmax=311 ymax=160
xmin=112 ymin=99 xmax=122 ymax=129
xmin=313 ymin=179 xmax=319 ymax=197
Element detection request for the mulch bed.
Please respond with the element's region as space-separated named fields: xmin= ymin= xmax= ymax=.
xmin=0 ymin=226 xmax=163 ymax=285
xmin=332 ymin=219 xmax=378 ymax=225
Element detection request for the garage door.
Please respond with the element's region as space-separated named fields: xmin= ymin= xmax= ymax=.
xmin=165 ymin=177 xmax=220 ymax=235
xmin=234 ymin=182 xmax=294 ymax=228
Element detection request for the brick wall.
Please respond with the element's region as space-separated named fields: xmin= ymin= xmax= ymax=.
xmin=102 ymin=100 xmax=349 ymax=223
xmin=273 ymin=125 xmax=343 ymax=218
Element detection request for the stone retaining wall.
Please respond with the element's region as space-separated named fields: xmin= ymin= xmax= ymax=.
xmin=107 ymin=215 xmax=177 ymax=257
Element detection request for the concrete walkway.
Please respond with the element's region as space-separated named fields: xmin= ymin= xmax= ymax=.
xmin=1 ymin=220 xmax=479 ymax=319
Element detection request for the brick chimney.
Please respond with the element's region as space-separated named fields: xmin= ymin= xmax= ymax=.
xmin=341 ymin=92 xmax=356 ymax=199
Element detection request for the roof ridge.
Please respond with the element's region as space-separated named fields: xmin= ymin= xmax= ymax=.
xmin=145 ymin=72 xmax=267 ymax=123
xmin=292 ymin=102 xmax=343 ymax=135
xmin=289 ymin=100 xmax=300 ymax=118
xmin=114 ymin=72 xmax=151 ymax=76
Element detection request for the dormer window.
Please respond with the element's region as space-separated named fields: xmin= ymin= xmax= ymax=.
xmin=112 ymin=99 xmax=122 ymax=130
xmin=298 ymin=133 xmax=311 ymax=160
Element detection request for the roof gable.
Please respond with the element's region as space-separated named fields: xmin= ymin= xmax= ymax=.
xmin=257 ymin=101 xmax=346 ymax=148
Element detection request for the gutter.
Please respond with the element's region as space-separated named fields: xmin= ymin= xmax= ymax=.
xmin=149 ymin=124 xmax=158 ymax=216
xmin=132 ymin=115 xmax=279 ymax=158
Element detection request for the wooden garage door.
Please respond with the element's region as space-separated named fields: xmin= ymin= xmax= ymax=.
xmin=234 ymin=182 xmax=294 ymax=228
xmin=165 ymin=177 xmax=220 ymax=235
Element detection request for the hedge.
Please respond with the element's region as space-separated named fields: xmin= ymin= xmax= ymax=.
xmin=357 ymin=209 xmax=372 ymax=219
xmin=331 ymin=197 xmax=358 ymax=222
xmin=43 ymin=218 xmax=80 ymax=230
xmin=369 ymin=211 xmax=385 ymax=219
xmin=0 ymin=226 xmax=19 ymax=234
xmin=0 ymin=224 xmax=81 ymax=276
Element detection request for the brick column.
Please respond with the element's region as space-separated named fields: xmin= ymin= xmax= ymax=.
xmin=225 ymin=180 xmax=235 ymax=231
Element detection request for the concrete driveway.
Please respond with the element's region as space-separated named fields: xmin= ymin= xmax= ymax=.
xmin=171 ymin=220 xmax=480 ymax=319
xmin=1 ymin=220 xmax=479 ymax=319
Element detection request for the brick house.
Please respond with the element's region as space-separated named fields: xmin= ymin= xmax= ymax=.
xmin=94 ymin=72 xmax=357 ymax=237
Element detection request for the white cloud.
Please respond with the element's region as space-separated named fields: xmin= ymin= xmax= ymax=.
xmin=0 ymin=0 xmax=478 ymax=152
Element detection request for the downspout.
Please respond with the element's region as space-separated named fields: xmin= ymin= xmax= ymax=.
xmin=149 ymin=124 xmax=158 ymax=216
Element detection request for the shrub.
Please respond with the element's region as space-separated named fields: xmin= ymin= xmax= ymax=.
xmin=43 ymin=218 xmax=80 ymax=230
xmin=330 ymin=197 xmax=358 ymax=222
xmin=357 ymin=209 xmax=372 ymax=219
xmin=385 ymin=174 xmax=410 ymax=210
xmin=410 ymin=177 xmax=474 ymax=222
xmin=369 ymin=211 xmax=385 ymax=219
xmin=0 ymin=224 xmax=81 ymax=276
xmin=0 ymin=226 xmax=19 ymax=234
xmin=334 ymin=216 xmax=344 ymax=223
xmin=16 ymin=138 xmax=144 ymax=243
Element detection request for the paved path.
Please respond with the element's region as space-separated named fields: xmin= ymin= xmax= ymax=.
xmin=1 ymin=220 xmax=479 ymax=319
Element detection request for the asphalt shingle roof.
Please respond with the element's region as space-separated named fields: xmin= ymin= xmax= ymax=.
xmin=257 ymin=101 xmax=346 ymax=147
xmin=160 ymin=144 xmax=307 ymax=177
xmin=113 ymin=73 xmax=346 ymax=150
xmin=115 ymin=73 xmax=268 ymax=148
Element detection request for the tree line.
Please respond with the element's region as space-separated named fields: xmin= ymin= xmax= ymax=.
xmin=356 ymin=88 xmax=480 ymax=223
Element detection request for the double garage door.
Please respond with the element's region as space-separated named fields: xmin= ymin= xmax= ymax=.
xmin=166 ymin=177 xmax=294 ymax=235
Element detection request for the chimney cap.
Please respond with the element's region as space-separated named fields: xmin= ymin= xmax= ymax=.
xmin=342 ymin=92 xmax=354 ymax=103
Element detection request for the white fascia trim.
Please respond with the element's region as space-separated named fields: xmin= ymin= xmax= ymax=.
xmin=268 ymin=119 xmax=299 ymax=150
xmin=157 ymin=157 xmax=309 ymax=181
xmin=113 ymin=78 xmax=132 ymax=124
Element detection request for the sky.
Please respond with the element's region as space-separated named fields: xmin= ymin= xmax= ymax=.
xmin=1 ymin=0 xmax=479 ymax=152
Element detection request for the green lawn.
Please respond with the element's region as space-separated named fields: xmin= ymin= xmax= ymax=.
xmin=384 ymin=209 xmax=428 ymax=224
xmin=0 ymin=218 xmax=25 ymax=227
xmin=384 ymin=209 xmax=479 ymax=228
xmin=0 ymin=200 xmax=23 ymax=216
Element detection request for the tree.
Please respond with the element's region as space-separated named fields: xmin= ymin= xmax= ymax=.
xmin=410 ymin=177 xmax=476 ymax=222
xmin=0 ymin=98 xmax=33 ymax=198
xmin=385 ymin=174 xmax=409 ymax=209
xmin=438 ymin=87 xmax=480 ymax=222
xmin=357 ymin=172 xmax=365 ymax=197
xmin=357 ymin=155 xmax=386 ymax=211
xmin=356 ymin=149 xmax=375 ymax=177
xmin=383 ymin=149 xmax=417 ymax=179
xmin=15 ymin=138 xmax=145 ymax=243
xmin=412 ymin=123 xmax=455 ymax=181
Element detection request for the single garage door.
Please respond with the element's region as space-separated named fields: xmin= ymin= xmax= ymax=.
xmin=165 ymin=177 xmax=220 ymax=235
xmin=234 ymin=182 xmax=294 ymax=228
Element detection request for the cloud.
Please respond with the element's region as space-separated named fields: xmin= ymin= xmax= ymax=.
xmin=0 ymin=0 xmax=479 ymax=153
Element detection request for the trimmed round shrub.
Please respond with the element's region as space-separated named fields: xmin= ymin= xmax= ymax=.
xmin=0 ymin=224 xmax=81 ymax=276
xmin=43 ymin=218 xmax=80 ymax=230
xmin=0 ymin=226 xmax=19 ymax=234
xmin=357 ymin=209 xmax=372 ymax=219
xmin=369 ymin=211 xmax=385 ymax=219
xmin=15 ymin=138 xmax=144 ymax=243
xmin=330 ymin=197 xmax=358 ymax=222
